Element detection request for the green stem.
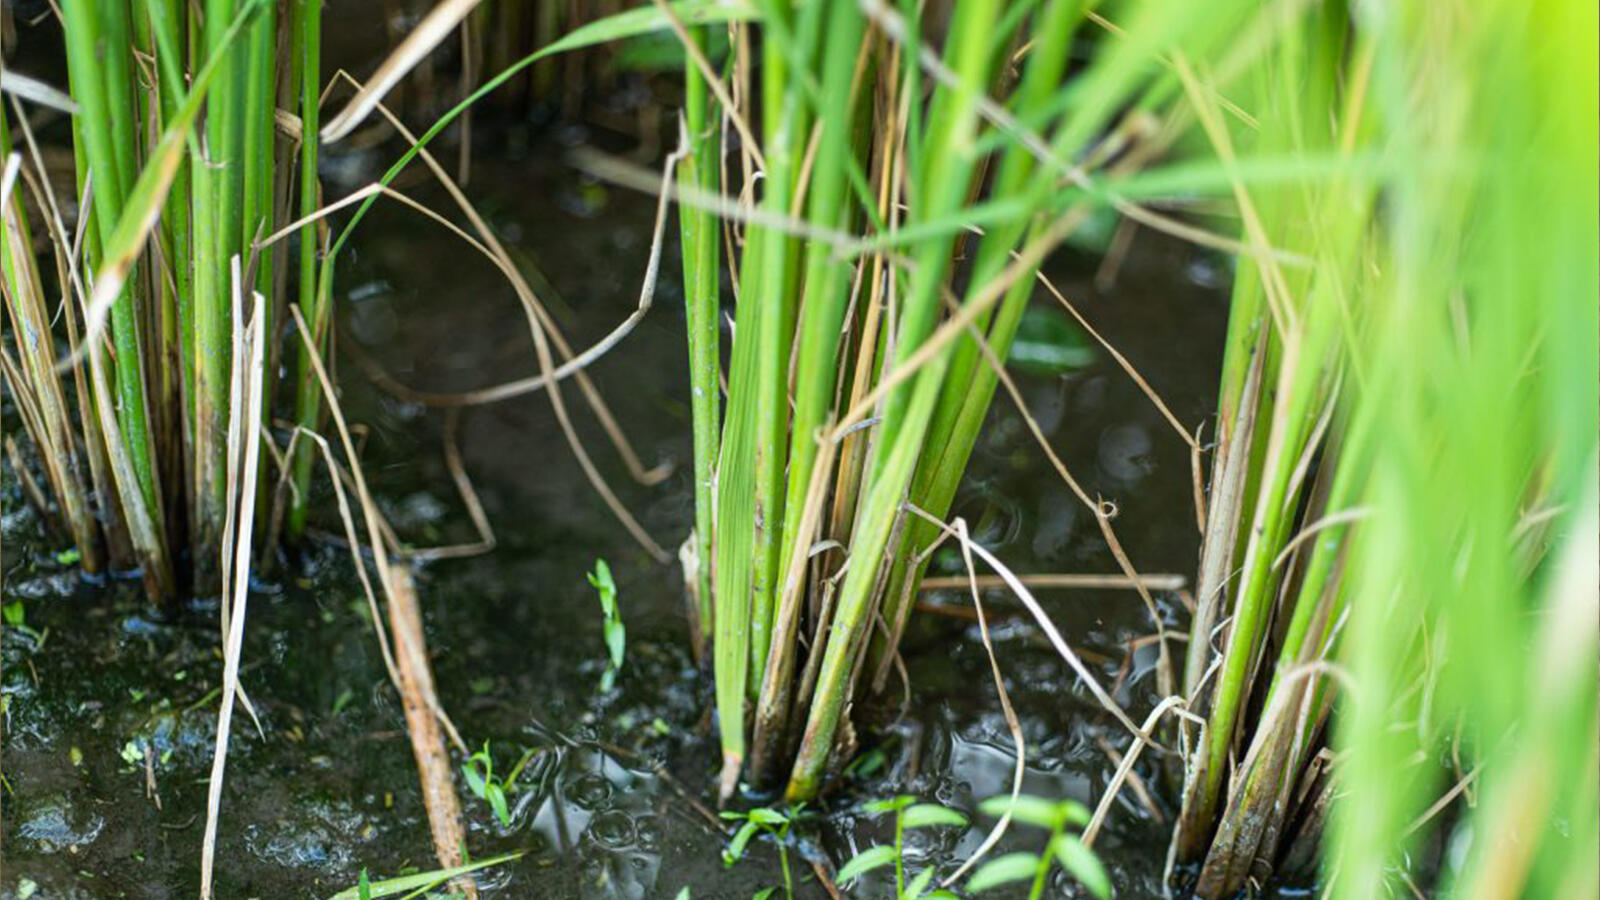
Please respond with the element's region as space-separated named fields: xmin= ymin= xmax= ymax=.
xmin=1027 ymin=824 xmax=1062 ymax=900
xmin=60 ymin=0 xmax=161 ymax=523
xmin=678 ymin=22 xmax=719 ymax=655
xmin=786 ymin=0 xmax=1003 ymax=801
xmin=283 ymin=0 xmax=322 ymax=542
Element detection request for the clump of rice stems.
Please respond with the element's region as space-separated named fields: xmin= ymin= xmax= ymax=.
xmin=659 ymin=0 xmax=1288 ymax=802
xmin=1170 ymin=0 xmax=1597 ymax=896
xmin=1 ymin=0 xmax=302 ymax=601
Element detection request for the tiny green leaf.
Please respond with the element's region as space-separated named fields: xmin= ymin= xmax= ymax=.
xmin=462 ymin=763 xmax=487 ymax=799
xmin=488 ymin=785 xmax=511 ymax=826
xmin=836 ymin=845 xmax=896 ymax=884
xmin=725 ymin=820 xmax=761 ymax=865
xmin=748 ymin=808 xmax=788 ymax=826
xmin=902 ymin=804 xmax=969 ymax=830
xmin=966 ymin=852 xmax=1039 ymax=893
xmin=1052 ymin=835 xmax=1112 ymax=899
xmin=863 ymin=795 xmax=915 ymax=815
xmin=978 ymin=795 xmax=1060 ymax=829
xmin=751 ymin=888 xmax=777 ymax=900
xmin=1057 ymin=799 xmax=1092 ymax=827
xmin=904 ymin=867 xmax=937 ymax=899
xmin=604 ymin=619 xmax=627 ymax=670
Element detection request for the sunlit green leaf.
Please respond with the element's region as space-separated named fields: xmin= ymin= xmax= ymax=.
xmin=1052 ymin=835 xmax=1111 ymax=899
xmin=724 ymin=820 xmax=761 ymax=865
xmin=978 ymin=795 xmax=1060 ymax=829
xmin=966 ymin=852 xmax=1040 ymax=893
xmin=836 ymin=845 xmax=896 ymax=884
xmin=748 ymin=808 xmax=788 ymax=826
xmin=1056 ymin=799 xmax=1091 ymax=828
xmin=904 ymin=867 xmax=938 ymax=899
xmin=488 ymin=785 xmax=511 ymax=826
xmin=461 ymin=763 xmax=486 ymax=799
xmin=864 ymin=795 xmax=916 ymax=816
xmin=902 ymin=804 xmax=969 ymax=830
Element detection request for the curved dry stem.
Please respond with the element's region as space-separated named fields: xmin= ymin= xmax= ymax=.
xmin=860 ymin=0 xmax=1310 ymax=266
xmin=261 ymin=140 xmax=670 ymax=559
xmin=963 ymin=309 xmax=1176 ymax=698
xmin=320 ymin=0 xmax=485 ymax=141
xmin=903 ymin=504 xmax=1159 ymax=748
xmin=1028 ymin=264 xmax=1196 ymax=449
xmin=1083 ymin=695 xmax=1201 ymax=848
xmin=939 ymin=516 xmax=1027 ymax=888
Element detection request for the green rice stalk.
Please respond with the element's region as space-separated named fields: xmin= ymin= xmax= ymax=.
xmin=783 ymin=0 xmax=1005 ymax=802
xmin=61 ymin=0 xmax=158 ymax=522
xmin=747 ymin=0 xmax=868 ymax=784
xmin=676 ymin=22 xmax=720 ymax=660
xmin=868 ymin=0 xmax=1085 ymax=690
xmin=1326 ymin=1 xmax=1597 ymax=896
xmin=1171 ymin=1 xmax=1597 ymax=895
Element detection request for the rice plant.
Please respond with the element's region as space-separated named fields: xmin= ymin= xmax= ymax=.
xmin=1170 ymin=0 xmax=1598 ymax=895
xmin=662 ymin=0 xmax=1297 ymax=802
xmin=2 ymin=0 xmax=320 ymax=602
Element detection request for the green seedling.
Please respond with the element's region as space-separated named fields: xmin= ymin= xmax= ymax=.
xmin=462 ymin=740 xmax=542 ymax=829
xmin=967 ymin=794 xmax=1110 ymax=900
xmin=721 ymin=805 xmax=804 ymax=900
xmin=462 ymin=741 xmax=513 ymax=826
xmin=588 ymin=559 xmax=625 ymax=692
xmin=836 ymin=795 xmax=968 ymax=900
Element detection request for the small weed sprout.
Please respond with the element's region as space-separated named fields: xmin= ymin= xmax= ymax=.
xmin=967 ymin=795 xmax=1110 ymax=900
xmin=836 ymin=795 xmax=968 ymax=900
xmin=462 ymin=741 xmax=512 ymax=826
xmin=461 ymin=741 xmax=541 ymax=828
xmin=721 ymin=805 xmax=804 ymax=900
xmin=588 ymin=559 xmax=625 ymax=692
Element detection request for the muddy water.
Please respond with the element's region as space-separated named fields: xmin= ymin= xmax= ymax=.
xmin=1 ymin=118 xmax=1228 ymax=898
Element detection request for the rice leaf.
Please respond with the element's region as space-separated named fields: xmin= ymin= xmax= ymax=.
xmin=324 ymin=852 xmax=523 ymax=900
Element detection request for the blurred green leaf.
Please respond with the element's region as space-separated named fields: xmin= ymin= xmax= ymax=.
xmin=1052 ymin=835 xmax=1111 ymax=899
xmin=978 ymin=794 xmax=1060 ymax=829
xmin=1009 ymin=306 xmax=1094 ymax=376
xmin=966 ymin=852 xmax=1039 ymax=893
xmin=902 ymin=804 xmax=969 ymax=830
xmin=836 ymin=845 xmax=896 ymax=884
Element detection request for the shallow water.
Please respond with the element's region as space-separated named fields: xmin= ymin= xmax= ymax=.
xmin=2 ymin=110 xmax=1233 ymax=898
